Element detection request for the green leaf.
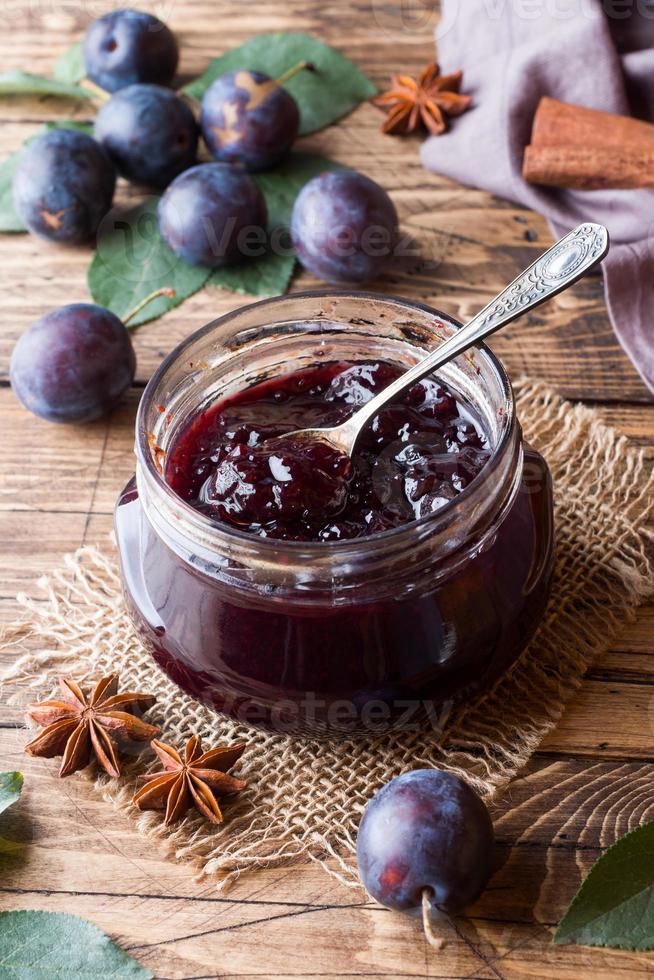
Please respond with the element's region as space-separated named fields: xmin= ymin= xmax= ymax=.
xmin=0 ymin=70 xmax=94 ymax=100
xmin=209 ymin=249 xmax=295 ymax=299
xmin=255 ymin=151 xmax=342 ymax=229
xmin=0 ymin=773 xmax=22 ymax=816
xmin=0 ymin=120 xmax=94 ymax=233
xmin=208 ymin=151 xmax=342 ymax=298
xmin=554 ymin=819 xmax=654 ymax=950
xmin=183 ymin=32 xmax=376 ymax=134
xmin=90 ymin=153 xmax=343 ymax=315
xmin=54 ymin=42 xmax=85 ymax=85
xmin=0 ymin=911 xmax=152 ymax=978
xmin=42 ymin=120 xmax=93 ymax=136
xmin=88 ymin=197 xmax=211 ymax=327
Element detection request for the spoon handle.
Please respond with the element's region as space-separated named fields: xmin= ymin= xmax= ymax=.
xmin=346 ymin=222 xmax=609 ymax=438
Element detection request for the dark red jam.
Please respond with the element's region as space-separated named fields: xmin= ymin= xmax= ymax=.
xmin=165 ymin=361 xmax=489 ymax=540
xmin=116 ymin=355 xmax=554 ymax=738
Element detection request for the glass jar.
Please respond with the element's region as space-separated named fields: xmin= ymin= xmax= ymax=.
xmin=115 ymin=292 xmax=554 ymax=738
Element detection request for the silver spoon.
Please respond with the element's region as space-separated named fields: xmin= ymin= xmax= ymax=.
xmin=274 ymin=222 xmax=609 ymax=458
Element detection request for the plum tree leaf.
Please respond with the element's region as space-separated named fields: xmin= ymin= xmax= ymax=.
xmin=554 ymin=819 xmax=654 ymax=950
xmin=208 ymin=250 xmax=295 ymax=299
xmin=0 ymin=70 xmax=94 ymax=100
xmin=43 ymin=120 xmax=93 ymax=136
xmin=54 ymin=42 xmax=85 ymax=85
xmin=90 ymin=153 xmax=343 ymax=317
xmin=88 ymin=197 xmax=211 ymax=327
xmin=209 ymin=151 xmax=342 ymax=298
xmin=255 ymin=151 xmax=343 ymax=229
xmin=0 ymin=911 xmax=152 ymax=978
xmin=0 ymin=772 xmax=23 ymax=855
xmin=0 ymin=120 xmax=93 ymax=233
xmin=0 ymin=772 xmax=22 ymax=816
xmin=183 ymin=32 xmax=376 ymax=134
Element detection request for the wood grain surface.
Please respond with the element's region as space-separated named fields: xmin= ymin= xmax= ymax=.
xmin=1 ymin=2 xmax=654 ymax=978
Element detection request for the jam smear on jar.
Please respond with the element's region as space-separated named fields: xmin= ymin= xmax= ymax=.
xmin=165 ymin=360 xmax=490 ymax=541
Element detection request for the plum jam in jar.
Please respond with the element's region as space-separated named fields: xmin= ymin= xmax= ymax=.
xmin=116 ymin=292 xmax=554 ymax=738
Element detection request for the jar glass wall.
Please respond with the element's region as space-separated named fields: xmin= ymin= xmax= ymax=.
xmin=115 ymin=292 xmax=555 ymax=738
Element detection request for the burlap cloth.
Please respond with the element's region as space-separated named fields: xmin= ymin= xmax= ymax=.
xmin=3 ymin=378 xmax=654 ymax=890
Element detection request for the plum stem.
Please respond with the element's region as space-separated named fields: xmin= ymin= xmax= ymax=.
xmin=275 ymin=61 xmax=315 ymax=86
xmin=80 ymin=80 xmax=110 ymax=102
xmin=123 ymin=288 xmax=177 ymax=327
xmin=421 ymin=890 xmax=446 ymax=950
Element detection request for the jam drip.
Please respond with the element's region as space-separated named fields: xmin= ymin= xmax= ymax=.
xmin=165 ymin=360 xmax=489 ymax=541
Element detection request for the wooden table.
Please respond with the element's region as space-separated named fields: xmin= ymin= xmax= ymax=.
xmin=1 ymin=2 xmax=654 ymax=977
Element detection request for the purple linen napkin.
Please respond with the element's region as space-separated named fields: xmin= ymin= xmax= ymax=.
xmin=420 ymin=0 xmax=654 ymax=394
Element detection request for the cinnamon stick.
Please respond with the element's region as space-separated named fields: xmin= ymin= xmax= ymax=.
xmin=522 ymin=96 xmax=654 ymax=190
xmin=524 ymin=144 xmax=654 ymax=189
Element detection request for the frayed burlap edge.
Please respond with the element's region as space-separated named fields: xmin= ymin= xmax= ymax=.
xmin=2 ymin=378 xmax=654 ymax=890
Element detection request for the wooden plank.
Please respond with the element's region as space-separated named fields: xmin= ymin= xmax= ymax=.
xmin=539 ymin=681 xmax=654 ymax=758
xmin=2 ymin=744 xmax=654 ymax=978
xmin=0 ymin=511 xmax=88 ymax=598
xmin=0 ymin=78 xmax=649 ymax=401
xmin=1 ymin=3 xmax=654 ymax=977
xmin=2 ymin=391 xmax=654 ymax=742
xmin=3 ymin=390 xmax=654 ymax=517
xmin=0 ymin=174 xmax=641 ymax=401
xmin=0 ymin=393 xmax=107 ymax=515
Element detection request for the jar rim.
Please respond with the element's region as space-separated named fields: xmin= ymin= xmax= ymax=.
xmin=136 ymin=290 xmax=515 ymax=556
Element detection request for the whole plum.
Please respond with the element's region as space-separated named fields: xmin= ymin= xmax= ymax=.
xmin=95 ymin=84 xmax=198 ymax=188
xmin=291 ymin=170 xmax=399 ymax=283
xmin=83 ymin=8 xmax=178 ymax=93
xmin=13 ymin=129 xmax=116 ymax=244
xmin=356 ymin=769 xmax=494 ymax=915
xmin=158 ymin=163 xmax=267 ymax=268
xmin=10 ymin=304 xmax=135 ymax=423
xmin=201 ymin=69 xmax=300 ymax=171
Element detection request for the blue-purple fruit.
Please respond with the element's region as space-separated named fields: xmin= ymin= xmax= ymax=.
xmin=201 ymin=69 xmax=300 ymax=172
xmin=13 ymin=129 xmax=116 ymax=244
xmin=158 ymin=163 xmax=267 ymax=268
xmin=356 ymin=769 xmax=494 ymax=914
xmin=94 ymin=84 xmax=198 ymax=188
xmin=83 ymin=8 xmax=178 ymax=93
xmin=291 ymin=169 xmax=399 ymax=284
xmin=10 ymin=304 xmax=135 ymax=423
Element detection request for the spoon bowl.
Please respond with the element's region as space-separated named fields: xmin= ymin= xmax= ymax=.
xmin=269 ymin=222 xmax=609 ymax=459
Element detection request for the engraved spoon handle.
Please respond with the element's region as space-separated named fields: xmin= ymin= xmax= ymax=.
xmin=339 ymin=223 xmax=609 ymax=450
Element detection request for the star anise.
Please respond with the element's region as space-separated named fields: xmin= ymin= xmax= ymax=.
xmin=373 ymin=63 xmax=471 ymax=136
xmin=133 ymin=735 xmax=247 ymax=825
xmin=24 ymin=674 xmax=159 ymax=778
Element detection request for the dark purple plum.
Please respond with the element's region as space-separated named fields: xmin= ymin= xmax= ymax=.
xmin=201 ymin=69 xmax=300 ymax=172
xmin=13 ymin=129 xmax=116 ymax=244
xmin=356 ymin=769 xmax=494 ymax=914
xmin=83 ymin=8 xmax=178 ymax=93
xmin=10 ymin=304 xmax=135 ymax=423
xmin=158 ymin=163 xmax=267 ymax=268
xmin=94 ymin=84 xmax=198 ymax=188
xmin=291 ymin=169 xmax=399 ymax=284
